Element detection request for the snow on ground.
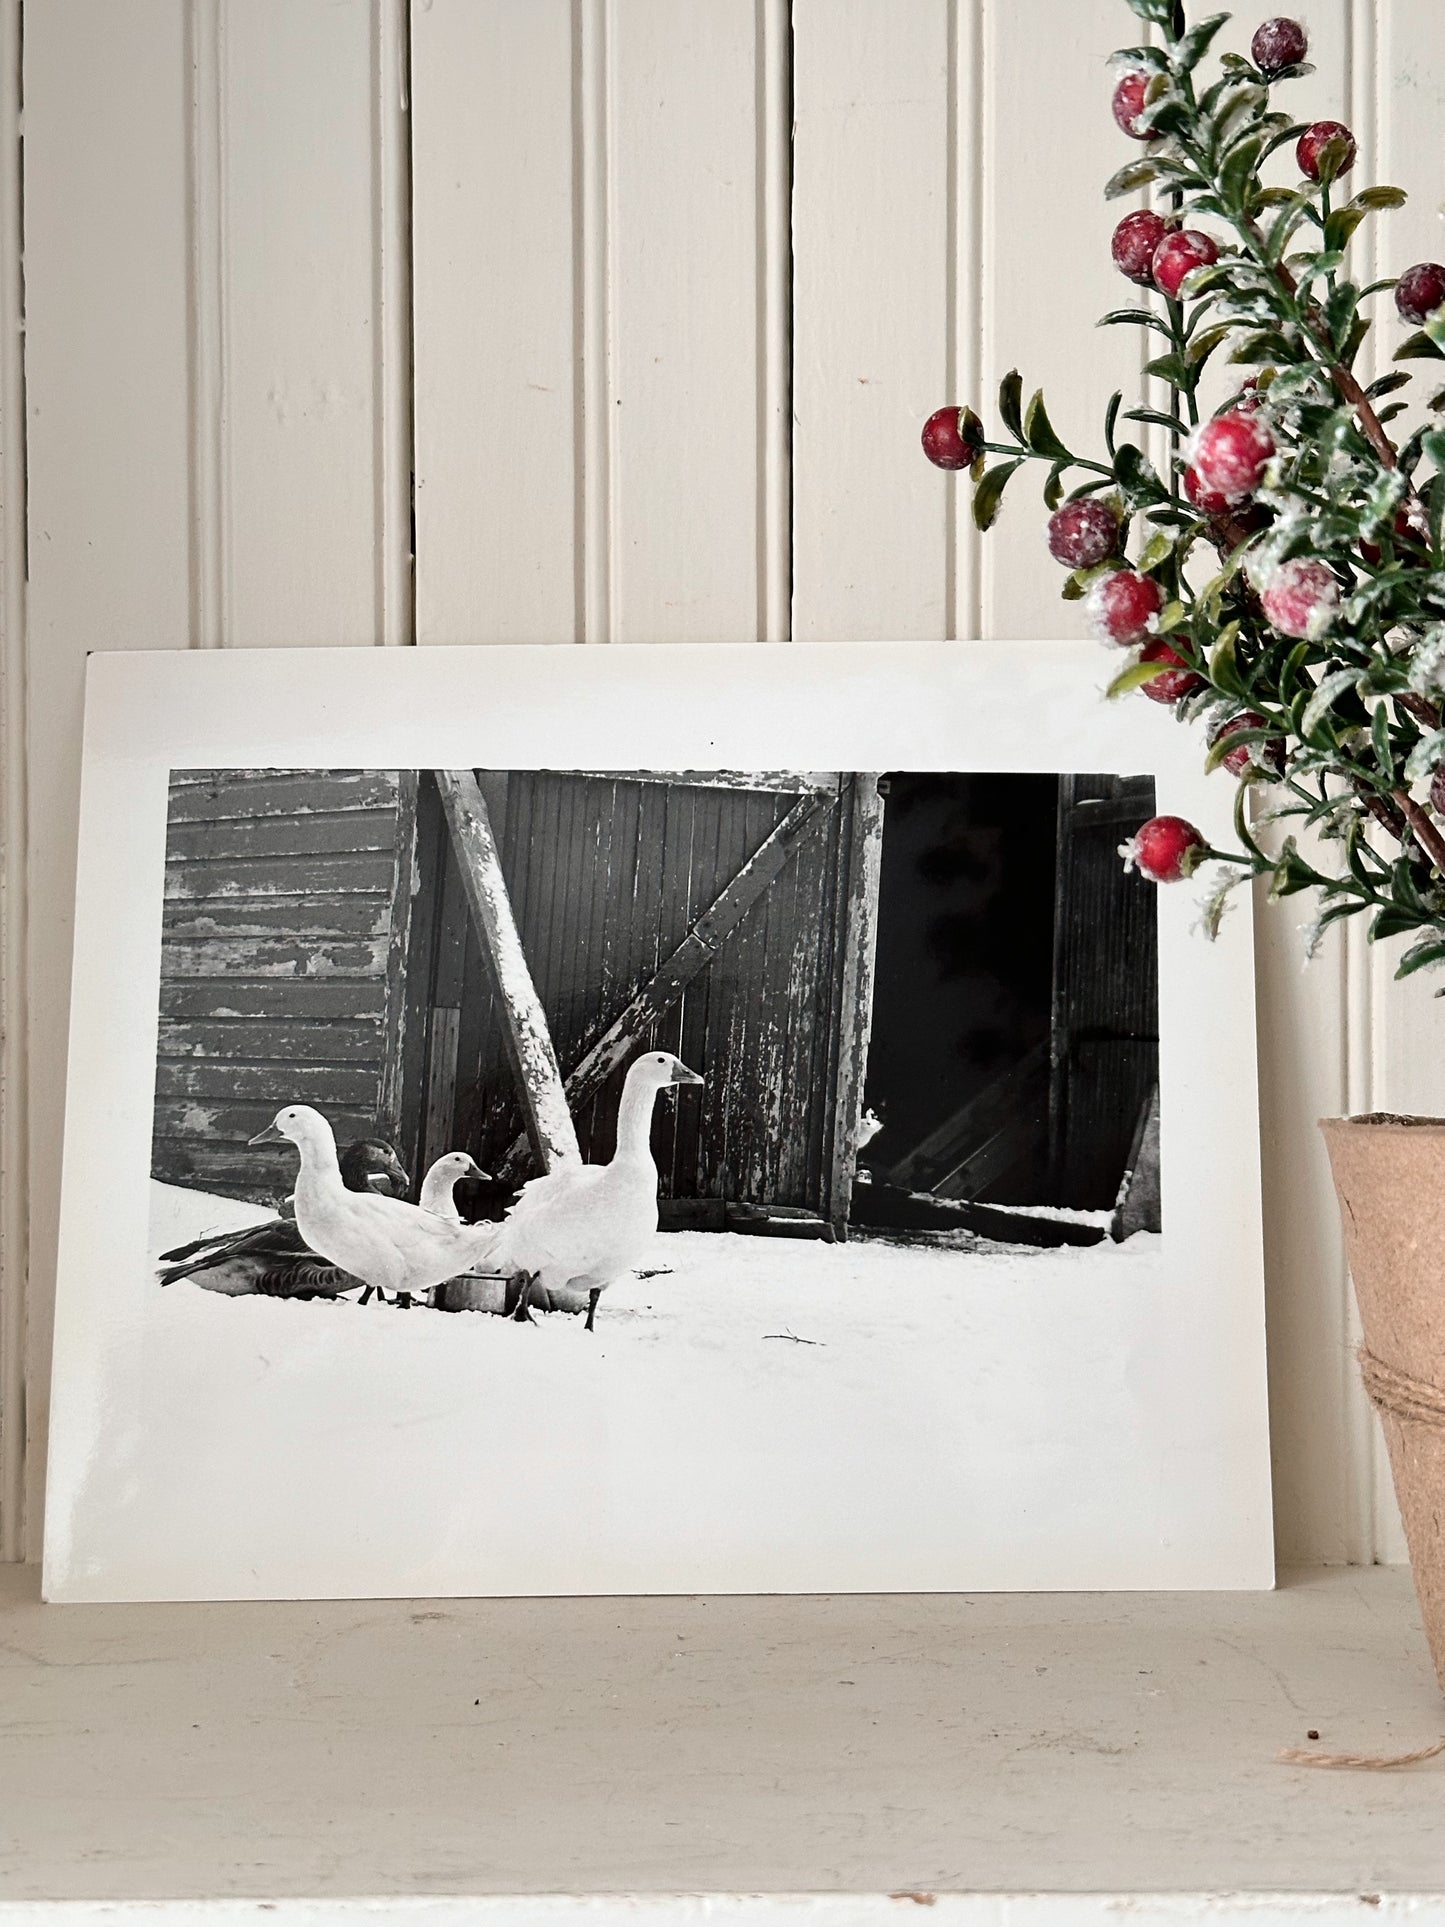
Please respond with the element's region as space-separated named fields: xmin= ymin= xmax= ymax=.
xmin=50 ymin=1180 xmax=1172 ymax=1601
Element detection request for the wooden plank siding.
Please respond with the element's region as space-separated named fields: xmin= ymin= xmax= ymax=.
xmin=429 ymin=771 xmax=870 ymax=1225
xmin=150 ymin=769 xmax=409 ymax=1201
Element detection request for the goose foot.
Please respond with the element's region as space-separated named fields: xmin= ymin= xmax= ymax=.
xmin=506 ymin=1271 xmax=538 ymax=1324
xmin=585 ymin=1288 xmax=601 ymax=1334
xmin=359 ymin=1286 xmax=374 ymax=1306
xmin=396 ymin=1292 xmax=413 ymax=1310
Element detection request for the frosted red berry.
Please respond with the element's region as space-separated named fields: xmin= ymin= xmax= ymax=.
xmin=921 ymin=406 xmax=983 ymax=471
xmin=1085 ymin=570 xmax=1165 ymax=647
xmin=1216 ymin=712 xmax=1286 ymax=778
xmin=1152 ymin=229 xmax=1220 ymax=301
xmin=1112 ymin=70 xmax=1154 ymax=140
xmin=1395 ymin=263 xmax=1445 ymax=326
xmin=1297 ymin=120 xmax=1356 ymax=182
xmin=1046 ymin=499 xmax=1121 ymax=569
xmin=1139 ymin=641 xmax=1206 ymax=706
xmin=1188 ymin=409 xmax=1276 ymax=503
xmin=1261 ymin=557 xmax=1339 ymax=639
xmin=1250 ymin=17 xmax=1308 ymax=76
xmin=1112 ymin=209 xmax=1171 ymax=285
xmin=1120 ymin=816 xmax=1208 ymax=884
xmin=1183 ymin=465 xmax=1231 ymax=518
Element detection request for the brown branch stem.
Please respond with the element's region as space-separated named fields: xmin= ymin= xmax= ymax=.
xmin=1394 ymin=789 xmax=1445 ymax=875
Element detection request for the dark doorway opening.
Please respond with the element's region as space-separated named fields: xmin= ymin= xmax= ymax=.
xmin=851 ymin=771 xmax=1160 ymax=1246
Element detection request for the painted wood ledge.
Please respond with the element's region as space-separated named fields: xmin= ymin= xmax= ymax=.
xmin=2 ymin=1565 xmax=1444 ymax=1911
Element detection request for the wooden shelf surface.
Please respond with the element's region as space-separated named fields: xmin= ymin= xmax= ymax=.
xmin=3 ymin=1564 xmax=1444 ymax=1916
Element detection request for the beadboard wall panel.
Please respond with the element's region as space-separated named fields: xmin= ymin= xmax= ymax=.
xmin=6 ymin=0 xmax=410 ymax=1557
xmin=6 ymin=0 xmax=1445 ymax=1566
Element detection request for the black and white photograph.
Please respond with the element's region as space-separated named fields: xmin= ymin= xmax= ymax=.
xmin=149 ymin=763 xmax=1163 ymax=1312
xmin=42 ymin=642 xmax=1271 ymax=1601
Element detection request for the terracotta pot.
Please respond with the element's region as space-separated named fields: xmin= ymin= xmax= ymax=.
xmin=1320 ymin=1113 xmax=1445 ymax=1690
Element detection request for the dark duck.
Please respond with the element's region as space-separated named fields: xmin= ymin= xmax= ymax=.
xmin=157 ymin=1137 xmax=410 ymax=1298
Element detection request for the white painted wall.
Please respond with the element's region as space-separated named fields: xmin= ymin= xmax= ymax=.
xmin=3 ymin=0 xmax=1443 ymax=1567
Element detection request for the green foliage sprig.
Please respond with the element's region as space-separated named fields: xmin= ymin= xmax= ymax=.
xmin=933 ymin=0 xmax=1445 ymax=979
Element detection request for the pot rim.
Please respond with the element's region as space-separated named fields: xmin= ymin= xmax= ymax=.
xmin=1319 ymin=1110 xmax=1445 ymax=1134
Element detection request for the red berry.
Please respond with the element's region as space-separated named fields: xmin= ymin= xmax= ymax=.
xmin=1297 ymin=120 xmax=1356 ymax=182
xmin=1261 ymin=557 xmax=1339 ymax=639
xmin=1431 ymin=767 xmax=1445 ymax=819
xmin=1112 ymin=209 xmax=1171 ymax=285
xmin=921 ymin=405 xmax=983 ymax=471
xmin=1183 ymin=465 xmax=1232 ymax=518
xmin=1361 ymin=498 xmax=1431 ymax=564
xmin=1046 ymin=499 xmax=1121 ymax=569
xmin=1121 ymin=816 xmax=1208 ymax=884
xmin=1250 ymin=17 xmax=1309 ymax=76
xmin=1395 ymin=263 xmax=1445 ymax=326
xmin=1188 ymin=409 xmax=1276 ymax=503
xmin=1112 ymin=69 xmax=1154 ymax=140
xmin=1152 ymin=229 xmax=1220 ymax=300
xmin=1139 ymin=640 xmax=1206 ymax=706
xmin=1216 ymin=712 xmax=1286 ymax=778
xmin=1085 ymin=570 xmax=1165 ymax=647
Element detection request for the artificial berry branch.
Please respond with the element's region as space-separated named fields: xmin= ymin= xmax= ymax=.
xmin=923 ymin=0 xmax=1445 ymax=979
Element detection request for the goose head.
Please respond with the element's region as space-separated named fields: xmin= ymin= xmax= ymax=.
xmin=426 ymin=1151 xmax=492 ymax=1186
xmin=628 ymin=1051 xmax=705 ymax=1095
xmin=249 ymin=1104 xmax=338 ymax=1158
xmin=339 ymin=1136 xmax=411 ymax=1197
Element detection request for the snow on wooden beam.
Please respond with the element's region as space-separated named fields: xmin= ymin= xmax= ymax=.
xmin=434 ymin=769 xmax=580 ymax=1172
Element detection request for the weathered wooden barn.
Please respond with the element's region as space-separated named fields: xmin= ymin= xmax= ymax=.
xmin=152 ymin=766 xmax=1158 ymax=1240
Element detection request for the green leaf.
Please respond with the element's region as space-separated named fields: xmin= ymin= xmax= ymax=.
xmin=1208 ymin=622 xmax=1245 ymax=698
xmin=1365 ymin=370 xmax=1411 ymax=400
xmin=1354 ymin=185 xmax=1409 ymax=212
xmin=1104 ymin=388 xmax=1123 ymax=457
xmin=1123 ymin=0 xmax=1175 ymax=28
xmin=1397 ymin=937 xmax=1445 ymax=979
xmin=1113 ymin=443 xmax=1162 ymax=500
xmin=1311 ymin=134 xmax=1356 ymax=188
xmin=1104 ymin=157 xmax=1166 ymax=201
xmin=1395 ymin=331 xmax=1445 ymax=362
xmin=1371 ymin=700 xmax=1395 ymax=781
xmin=1155 ymin=599 xmax=1189 ymax=635
xmin=1186 ymin=324 xmax=1233 ymax=371
xmin=1022 ymin=390 xmax=1072 ymax=463
xmin=1098 ymin=308 xmax=1175 ymax=338
xmin=1137 ymin=530 xmax=1175 ymax=574
xmin=972 ymin=459 xmax=1022 ymax=533
xmin=1176 ymin=12 xmax=1228 ymax=70
xmin=1121 ymin=406 xmax=1189 ymax=435
xmin=1043 ymin=463 xmax=1066 ymax=511
xmin=1301 ymin=667 xmax=1364 ymax=738
xmin=998 ymin=369 xmax=1024 ymax=440
xmin=1371 ymin=903 xmax=1425 ymax=942
xmin=1106 ymin=657 xmax=1174 ymax=700
xmin=1144 ymin=352 xmax=1190 ymax=388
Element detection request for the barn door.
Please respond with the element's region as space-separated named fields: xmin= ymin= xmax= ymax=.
xmin=1048 ymin=775 xmax=1159 ymax=1211
xmin=410 ymin=770 xmax=883 ymax=1231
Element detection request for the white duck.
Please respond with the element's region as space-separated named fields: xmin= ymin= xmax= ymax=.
xmin=248 ymin=1107 xmax=500 ymax=1302
xmin=419 ymin=1150 xmax=491 ymax=1223
xmin=488 ymin=1050 xmax=704 ymax=1332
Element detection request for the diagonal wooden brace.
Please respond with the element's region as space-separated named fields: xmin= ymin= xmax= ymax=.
xmin=495 ymin=787 xmax=828 ymax=1183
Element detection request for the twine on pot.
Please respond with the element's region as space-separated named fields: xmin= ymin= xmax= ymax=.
xmin=1272 ymin=1346 xmax=1445 ymax=1769
xmin=1358 ymin=1345 xmax=1445 ymax=1428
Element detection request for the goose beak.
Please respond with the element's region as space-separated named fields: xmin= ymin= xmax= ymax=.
xmin=670 ymin=1062 xmax=704 ymax=1087
xmin=466 ymin=1159 xmax=493 ymax=1181
xmin=248 ymin=1123 xmax=284 ymax=1146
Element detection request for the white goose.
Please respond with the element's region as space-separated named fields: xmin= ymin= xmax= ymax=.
xmin=488 ymin=1050 xmax=704 ymax=1331
xmin=419 ymin=1150 xmax=491 ymax=1223
xmin=248 ymin=1107 xmax=500 ymax=1301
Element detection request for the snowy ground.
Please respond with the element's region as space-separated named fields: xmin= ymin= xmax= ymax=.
xmin=44 ymin=1179 xmax=1217 ymax=1601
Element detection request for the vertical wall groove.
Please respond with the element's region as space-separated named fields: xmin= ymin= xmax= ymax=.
xmin=374 ymin=0 xmax=414 ymax=649
xmin=757 ymin=0 xmax=791 ymax=643
xmin=186 ymin=0 xmax=225 ymax=651
xmin=578 ymin=0 xmax=612 ymax=645
xmin=950 ymin=0 xmax=983 ymax=641
xmin=0 ymin=0 xmax=29 ymax=1561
